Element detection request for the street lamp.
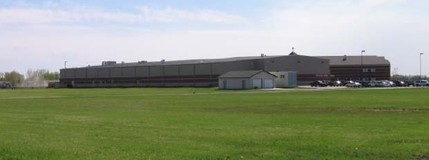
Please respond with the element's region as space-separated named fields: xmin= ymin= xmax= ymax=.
xmin=361 ymin=50 xmax=365 ymax=81
xmin=420 ymin=53 xmax=424 ymax=80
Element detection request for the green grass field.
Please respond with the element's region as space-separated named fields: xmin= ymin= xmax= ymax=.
xmin=0 ymin=87 xmax=428 ymax=159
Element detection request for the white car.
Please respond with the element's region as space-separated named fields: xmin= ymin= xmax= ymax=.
xmin=414 ymin=80 xmax=429 ymax=87
xmin=346 ymin=82 xmax=362 ymax=88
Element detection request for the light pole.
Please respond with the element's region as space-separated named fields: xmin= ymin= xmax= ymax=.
xmin=361 ymin=50 xmax=365 ymax=81
xmin=420 ymin=53 xmax=424 ymax=80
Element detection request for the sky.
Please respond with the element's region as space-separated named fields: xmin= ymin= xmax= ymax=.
xmin=1 ymin=0 xmax=428 ymax=76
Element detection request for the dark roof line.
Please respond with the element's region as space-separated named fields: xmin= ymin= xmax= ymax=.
xmin=317 ymin=55 xmax=390 ymax=65
xmin=65 ymin=54 xmax=318 ymax=69
xmin=219 ymin=70 xmax=277 ymax=78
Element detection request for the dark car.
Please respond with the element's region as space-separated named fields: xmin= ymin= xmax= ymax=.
xmin=404 ymin=80 xmax=413 ymax=86
xmin=341 ymin=80 xmax=354 ymax=86
xmin=392 ymin=80 xmax=406 ymax=87
xmin=310 ymin=80 xmax=328 ymax=87
xmin=360 ymin=81 xmax=370 ymax=87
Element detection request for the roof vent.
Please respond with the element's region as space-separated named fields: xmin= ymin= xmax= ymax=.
xmin=342 ymin=55 xmax=347 ymax=61
xmin=138 ymin=60 xmax=148 ymax=64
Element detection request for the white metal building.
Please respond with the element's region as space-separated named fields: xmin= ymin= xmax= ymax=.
xmin=218 ymin=70 xmax=277 ymax=90
xmin=271 ymin=71 xmax=297 ymax=88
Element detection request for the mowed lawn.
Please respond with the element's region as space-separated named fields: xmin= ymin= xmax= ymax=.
xmin=0 ymin=87 xmax=428 ymax=159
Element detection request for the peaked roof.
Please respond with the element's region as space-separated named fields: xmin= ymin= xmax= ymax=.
xmin=317 ymin=56 xmax=390 ymax=66
xmin=219 ymin=70 xmax=277 ymax=78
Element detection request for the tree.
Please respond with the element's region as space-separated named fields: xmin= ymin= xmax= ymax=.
xmin=42 ymin=70 xmax=60 ymax=80
xmin=4 ymin=71 xmax=24 ymax=87
xmin=391 ymin=74 xmax=427 ymax=81
xmin=0 ymin=72 xmax=4 ymax=80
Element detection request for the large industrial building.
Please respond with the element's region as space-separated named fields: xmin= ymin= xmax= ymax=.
xmin=59 ymin=53 xmax=390 ymax=88
xmin=318 ymin=55 xmax=391 ymax=81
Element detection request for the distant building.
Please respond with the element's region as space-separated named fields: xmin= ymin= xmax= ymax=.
xmin=318 ymin=56 xmax=390 ymax=81
xmin=60 ymin=54 xmax=330 ymax=88
xmin=218 ymin=70 xmax=277 ymax=89
xmin=59 ymin=53 xmax=391 ymax=88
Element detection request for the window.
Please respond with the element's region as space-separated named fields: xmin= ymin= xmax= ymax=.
xmin=370 ymin=68 xmax=376 ymax=72
xmin=362 ymin=68 xmax=369 ymax=72
xmin=280 ymin=75 xmax=285 ymax=79
xmin=297 ymin=61 xmax=301 ymax=63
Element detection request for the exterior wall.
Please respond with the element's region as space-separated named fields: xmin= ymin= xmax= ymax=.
xmin=75 ymin=69 xmax=87 ymax=78
xmin=219 ymin=72 xmax=276 ymax=90
xmin=330 ymin=65 xmax=391 ymax=81
xmin=98 ymin=68 xmax=110 ymax=78
xmin=149 ymin=66 xmax=163 ymax=77
xmin=110 ymin=68 xmax=121 ymax=77
xmin=212 ymin=60 xmax=254 ymax=75
xmin=136 ymin=66 xmax=149 ymax=77
xmin=87 ymin=68 xmax=98 ymax=78
xmin=122 ymin=67 xmax=136 ymax=77
xmin=254 ymin=78 xmax=275 ymax=89
xmin=195 ymin=63 xmax=212 ymax=75
xmin=61 ymin=69 xmax=74 ymax=79
xmin=271 ymin=71 xmax=297 ymax=88
xmin=263 ymin=56 xmax=329 ymax=74
xmin=219 ymin=78 xmax=251 ymax=89
xmin=164 ymin=65 xmax=179 ymax=76
xmin=262 ymin=56 xmax=330 ymax=84
xmin=179 ymin=64 xmax=194 ymax=76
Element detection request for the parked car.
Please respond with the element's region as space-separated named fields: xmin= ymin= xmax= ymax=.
xmin=360 ymin=81 xmax=370 ymax=87
xmin=366 ymin=81 xmax=381 ymax=87
xmin=310 ymin=80 xmax=328 ymax=87
xmin=345 ymin=81 xmax=362 ymax=88
xmin=414 ymin=80 xmax=429 ymax=87
xmin=328 ymin=80 xmax=342 ymax=87
xmin=405 ymin=80 xmax=414 ymax=86
xmin=380 ymin=80 xmax=393 ymax=87
xmin=341 ymin=80 xmax=354 ymax=86
xmin=392 ymin=80 xmax=406 ymax=87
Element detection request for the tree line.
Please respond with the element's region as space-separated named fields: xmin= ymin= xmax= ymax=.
xmin=391 ymin=74 xmax=428 ymax=81
xmin=0 ymin=70 xmax=59 ymax=87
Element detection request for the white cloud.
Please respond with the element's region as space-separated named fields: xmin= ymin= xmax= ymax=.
xmin=1 ymin=0 xmax=428 ymax=76
xmin=138 ymin=6 xmax=245 ymax=23
xmin=0 ymin=6 xmax=245 ymax=25
xmin=360 ymin=0 xmax=408 ymax=7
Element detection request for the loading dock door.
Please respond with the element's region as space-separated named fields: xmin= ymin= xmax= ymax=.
xmin=263 ymin=79 xmax=274 ymax=88
xmin=252 ymin=79 xmax=262 ymax=89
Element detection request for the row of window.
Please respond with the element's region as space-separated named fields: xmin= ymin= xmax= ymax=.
xmin=362 ymin=68 xmax=376 ymax=73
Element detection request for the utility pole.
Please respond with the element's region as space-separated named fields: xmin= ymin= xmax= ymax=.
xmin=420 ymin=53 xmax=424 ymax=80
xmin=361 ymin=50 xmax=365 ymax=81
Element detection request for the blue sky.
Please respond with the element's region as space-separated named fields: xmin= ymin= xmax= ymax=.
xmin=1 ymin=0 xmax=429 ymax=76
